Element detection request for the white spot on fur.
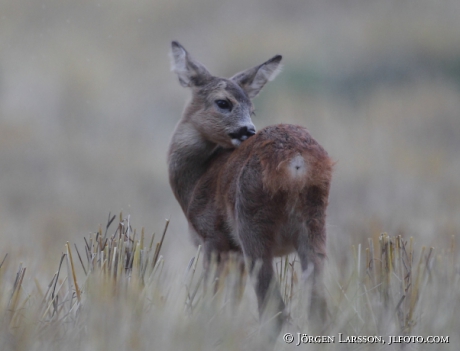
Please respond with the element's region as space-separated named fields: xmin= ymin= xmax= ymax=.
xmin=288 ymin=154 xmax=307 ymax=178
xmin=231 ymin=139 xmax=241 ymax=147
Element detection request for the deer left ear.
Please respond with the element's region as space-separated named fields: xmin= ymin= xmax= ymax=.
xmin=231 ymin=55 xmax=282 ymax=99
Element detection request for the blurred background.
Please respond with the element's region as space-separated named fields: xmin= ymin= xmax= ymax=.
xmin=1 ymin=0 xmax=459 ymax=273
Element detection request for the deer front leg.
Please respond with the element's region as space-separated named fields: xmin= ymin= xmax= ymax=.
xmin=202 ymin=240 xmax=228 ymax=294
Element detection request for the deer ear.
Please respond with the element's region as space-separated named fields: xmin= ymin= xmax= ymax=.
xmin=170 ymin=41 xmax=212 ymax=87
xmin=231 ymin=55 xmax=282 ymax=99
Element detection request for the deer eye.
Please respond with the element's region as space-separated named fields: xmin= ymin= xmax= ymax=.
xmin=215 ymin=99 xmax=232 ymax=111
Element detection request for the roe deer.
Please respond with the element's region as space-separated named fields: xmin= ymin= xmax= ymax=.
xmin=168 ymin=41 xmax=333 ymax=332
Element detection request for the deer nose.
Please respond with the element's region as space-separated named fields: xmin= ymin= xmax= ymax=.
xmin=228 ymin=125 xmax=256 ymax=142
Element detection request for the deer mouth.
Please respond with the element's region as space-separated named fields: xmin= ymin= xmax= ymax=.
xmin=228 ymin=126 xmax=256 ymax=147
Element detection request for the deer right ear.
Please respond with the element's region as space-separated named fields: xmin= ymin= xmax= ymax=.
xmin=170 ymin=41 xmax=212 ymax=87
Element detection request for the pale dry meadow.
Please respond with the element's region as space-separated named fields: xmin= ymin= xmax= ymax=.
xmin=1 ymin=215 xmax=458 ymax=350
xmin=1 ymin=0 xmax=460 ymax=349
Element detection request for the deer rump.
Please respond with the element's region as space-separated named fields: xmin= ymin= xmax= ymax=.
xmin=186 ymin=123 xmax=333 ymax=262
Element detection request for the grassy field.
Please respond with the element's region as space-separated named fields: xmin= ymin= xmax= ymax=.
xmin=1 ymin=0 xmax=460 ymax=349
xmin=1 ymin=214 xmax=458 ymax=350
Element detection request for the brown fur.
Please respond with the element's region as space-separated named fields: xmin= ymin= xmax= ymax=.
xmin=168 ymin=42 xmax=333 ymax=334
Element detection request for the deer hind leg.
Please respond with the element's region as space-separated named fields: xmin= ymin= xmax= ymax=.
xmin=297 ymin=218 xmax=328 ymax=325
xmin=236 ymin=220 xmax=286 ymax=338
xmin=236 ymin=163 xmax=286 ymax=338
xmin=250 ymin=256 xmax=285 ymax=318
xmin=245 ymin=253 xmax=286 ymax=341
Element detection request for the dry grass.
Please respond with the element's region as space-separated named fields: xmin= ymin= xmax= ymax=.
xmin=1 ymin=214 xmax=458 ymax=350
xmin=1 ymin=2 xmax=459 ymax=350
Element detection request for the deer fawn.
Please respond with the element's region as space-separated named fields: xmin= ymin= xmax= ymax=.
xmin=168 ymin=41 xmax=333 ymax=332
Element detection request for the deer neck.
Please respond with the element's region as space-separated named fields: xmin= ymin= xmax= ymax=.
xmin=168 ymin=119 xmax=219 ymax=210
